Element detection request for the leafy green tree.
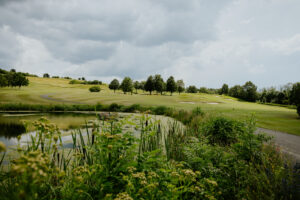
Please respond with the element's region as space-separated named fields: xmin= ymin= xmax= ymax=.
xmin=242 ymin=81 xmax=257 ymax=102
xmin=120 ymin=77 xmax=133 ymax=94
xmin=199 ymin=87 xmax=208 ymax=93
xmin=139 ymin=81 xmax=146 ymax=93
xmin=134 ymin=81 xmax=140 ymax=94
xmin=109 ymin=79 xmax=120 ymax=93
xmin=154 ymin=74 xmax=164 ymax=95
xmin=145 ymin=75 xmax=155 ymax=95
xmin=220 ymin=84 xmax=229 ymax=95
xmin=177 ymin=80 xmax=185 ymax=94
xmin=15 ymin=73 xmax=29 ymax=88
xmin=0 ymin=74 xmax=8 ymax=87
xmin=186 ymin=85 xmax=198 ymax=93
xmin=43 ymin=73 xmax=50 ymax=78
xmin=229 ymin=85 xmax=243 ymax=98
xmin=290 ymin=82 xmax=300 ymax=105
xmin=166 ymin=76 xmax=177 ymax=95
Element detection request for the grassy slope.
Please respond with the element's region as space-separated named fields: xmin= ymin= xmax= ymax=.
xmin=0 ymin=77 xmax=299 ymax=135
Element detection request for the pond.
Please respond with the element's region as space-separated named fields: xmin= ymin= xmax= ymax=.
xmin=0 ymin=112 xmax=98 ymax=147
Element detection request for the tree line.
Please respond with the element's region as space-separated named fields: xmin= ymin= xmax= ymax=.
xmin=0 ymin=68 xmax=29 ymax=88
xmin=109 ymin=75 xmax=185 ymax=95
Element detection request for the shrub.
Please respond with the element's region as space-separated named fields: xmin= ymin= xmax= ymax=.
xmin=69 ymin=80 xmax=82 ymax=84
xmin=202 ymin=117 xmax=245 ymax=146
xmin=109 ymin=103 xmax=123 ymax=112
xmin=89 ymin=86 xmax=101 ymax=92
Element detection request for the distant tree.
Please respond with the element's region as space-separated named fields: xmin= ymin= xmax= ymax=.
xmin=145 ymin=75 xmax=155 ymax=95
xmin=134 ymin=81 xmax=140 ymax=94
xmin=52 ymin=76 xmax=59 ymax=78
xmin=10 ymin=69 xmax=16 ymax=73
xmin=242 ymin=81 xmax=257 ymax=102
xmin=290 ymin=82 xmax=300 ymax=105
xmin=199 ymin=87 xmax=208 ymax=93
xmin=166 ymin=76 xmax=177 ymax=95
xmin=120 ymin=77 xmax=133 ymax=94
xmin=186 ymin=85 xmax=198 ymax=93
xmin=82 ymin=77 xmax=85 ymax=81
xmin=43 ymin=73 xmax=50 ymax=78
xmin=0 ymin=74 xmax=8 ymax=87
xmin=139 ymin=81 xmax=146 ymax=93
xmin=229 ymin=85 xmax=243 ymax=98
xmin=15 ymin=73 xmax=29 ymax=88
xmin=177 ymin=80 xmax=185 ymax=94
xmin=154 ymin=74 xmax=164 ymax=95
xmin=109 ymin=79 xmax=120 ymax=93
xmin=220 ymin=84 xmax=229 ymax=95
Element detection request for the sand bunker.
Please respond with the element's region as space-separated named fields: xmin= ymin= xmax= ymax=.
xmin=206 ymin=102 xmax=219 ymax=105
xmin=179 ymin=101 xmax=195 ymax=104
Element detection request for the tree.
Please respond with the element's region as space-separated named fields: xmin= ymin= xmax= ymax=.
xmin=120 ymin=77 xmax=133 ymax=94
xmin=199 ymin=87 xmax=208 ymax=93
xmin=242 ymin=81 xmax=257 ymax=102
xmin=134 ymin=81 xmax=140 ymax=94
xmin=154 ymin=74 xmax=164 ymax=95
xmin=229 ymin=85 xmax=243 ymax=98
xmin=145 ymin=75 xmax=155 ymax=95
xmin=139 ymin=81 xmax=146 ymax=93
xmin=109 ymin=79 xmax=120 ymax=93
xmin=290 ymin=82 xmax=300 ymax=105
xmin=186 ymin=85 xmax=198 ymax=93
xmin=220 ymin=84 xmax=229 ymax=95
xmin=166 ymin=76 xmax=177 ymax=95
xmin=177 ymin=80 xmax=185 ymax=94
xmin=15 ymin=73 xmax=29 ymax=88
xmin=0 ymin=74 xmax=8 ymax=87
xmin=43 ymin=73 xmax=50 ymax=78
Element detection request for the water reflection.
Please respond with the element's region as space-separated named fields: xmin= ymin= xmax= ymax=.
xmin=0 ymin=112 xmax=97 ymax=147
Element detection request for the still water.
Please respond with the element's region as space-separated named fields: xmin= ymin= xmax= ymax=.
xmin=0 ymin=112 xmax=97 ymax=147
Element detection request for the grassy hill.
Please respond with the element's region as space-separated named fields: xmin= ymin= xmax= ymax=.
xmin=0 ymin=77 xmax=299 ymax=135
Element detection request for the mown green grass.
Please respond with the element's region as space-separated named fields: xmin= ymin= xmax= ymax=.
xmin=0 ymin=77 xmax=299 ymax=135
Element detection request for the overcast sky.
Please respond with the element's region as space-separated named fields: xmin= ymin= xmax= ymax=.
xmin=0 ymin=0 xmax=299 ymax=88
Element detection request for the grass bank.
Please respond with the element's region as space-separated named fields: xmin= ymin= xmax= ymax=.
xmin=0 ymin=77 xmax=299 ymax=135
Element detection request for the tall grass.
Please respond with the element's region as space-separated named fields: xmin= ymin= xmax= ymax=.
xmin=0 ymin=110 xmax=299 ymax=199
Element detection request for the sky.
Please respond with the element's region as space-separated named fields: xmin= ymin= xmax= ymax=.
xmin=0 ymin=0 xmax=299 ymax=88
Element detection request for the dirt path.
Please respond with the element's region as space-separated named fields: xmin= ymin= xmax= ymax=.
xmin=256 ymin=128 xmax=300 ymax=162
xmin=40 ymin=94 xmax=84 ymax=104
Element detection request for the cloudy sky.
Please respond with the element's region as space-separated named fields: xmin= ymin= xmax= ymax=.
xmin=0 ymin=0 xmax=299 ymax=88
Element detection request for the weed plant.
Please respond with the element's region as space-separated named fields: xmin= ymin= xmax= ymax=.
xmin=0 ymin=110 xmax=298 ymax=199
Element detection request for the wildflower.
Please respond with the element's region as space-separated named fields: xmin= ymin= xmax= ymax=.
xmin=0 ymin=142 xmax=6 ymax=152
xmin=127 ymin=166 xmax=136 ymax=174
xmin=114 ymin=192 xmax=133 ymax=200
xmin=107 ymin=145 xmax=113 ymax=149
xmin=205 ymin=178 xmax=218 ymax=186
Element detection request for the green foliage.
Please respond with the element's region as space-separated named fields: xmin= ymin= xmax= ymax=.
xmin=201 ymin=117 xmax=245 ymax=146
xmin=290 ymin=82 xmax=300 ymax=105
xmin=120 ymin=77 xmax=133 ymax=94
xmin=133 ymin=81 xmax=139 ymax=93
xmin=177 ymin=79 xmax=185 ymax=94
xmin=89 ymin=86 xmax=101 ymax=92
xmin=109 ymin=79 xmax=120 ymax=93
xmin=186 ymin=85 xmax=198 ymax=93
xmin=220 ymin=84 xmax=229 ymax=95
xmin=154 ymin=74 xmax=164 ymax=95
xmin=166 ymin=76 xmax=177 ymax=95
xmin=43 ymin=73 xmax=50 ymax=78
xmin=145 ymin=75 xmax=155 ymax=95
xmin=0 ymin=112 xmax=298 ymax=199
xmin=69 ymin=79 xmax=82 ymax=84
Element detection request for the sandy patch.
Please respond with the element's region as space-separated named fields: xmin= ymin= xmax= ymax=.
xmin=206 ymin=102 xmax=219 ymax=105
xmin=179 ymin=101 xmax=195 ymax=104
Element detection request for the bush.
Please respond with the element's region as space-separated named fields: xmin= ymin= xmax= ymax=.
xmin=202 ymin=117 xmax=245 ymax=146
xmin=69 ymin=80 xmax=82 ymax=84
xmin=89 ymin=86 xmax=101 ymax=92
